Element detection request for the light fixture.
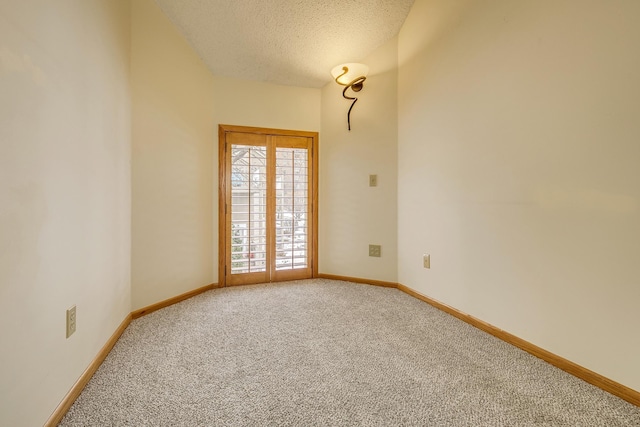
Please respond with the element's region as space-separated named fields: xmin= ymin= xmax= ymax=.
xmin=331 ymin=63 xmax=369 ymax=131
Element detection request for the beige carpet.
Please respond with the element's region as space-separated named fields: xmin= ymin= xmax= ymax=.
xmin=60 ymin=279 xmax=640 ymax=426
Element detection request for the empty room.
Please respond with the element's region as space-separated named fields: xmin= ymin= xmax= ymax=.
xmin=1 ymin=0 xmax=639 ymax=425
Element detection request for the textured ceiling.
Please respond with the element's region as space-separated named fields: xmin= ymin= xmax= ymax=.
xmin=153 ymin=0 xmax=415 ymax=88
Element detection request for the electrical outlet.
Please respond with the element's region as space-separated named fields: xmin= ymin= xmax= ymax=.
xmin=423 ymin=254 xmax=431 ymax=269
xmin=369 ymin=244 xmax=381 ymax=257
xmin=369 ymin=174 xmax=378 ymax=187
xmin=66 ymin=305 xmax=76 ymax=338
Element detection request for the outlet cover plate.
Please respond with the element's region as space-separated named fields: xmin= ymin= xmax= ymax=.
xmin=66 ymin=305 xmax=76 ymax=338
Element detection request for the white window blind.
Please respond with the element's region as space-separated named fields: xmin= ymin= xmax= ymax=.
xmin=275 ymin=147 xmax=308 ymax=271
xmin=230 ymin=144 xmax=267 ymax=274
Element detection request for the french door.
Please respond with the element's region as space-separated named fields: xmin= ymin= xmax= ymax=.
xmin=218 ymin=125 xmax=318 ymax=286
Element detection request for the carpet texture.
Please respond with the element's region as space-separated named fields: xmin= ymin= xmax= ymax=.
xmin=59 ymin=279 xmax=640 ymax=426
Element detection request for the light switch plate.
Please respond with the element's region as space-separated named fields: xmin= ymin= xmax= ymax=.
xmin=423 ymin=254 xmax=431 ymax=269
xmin=369 ymin=174 xmax=378 ymax=187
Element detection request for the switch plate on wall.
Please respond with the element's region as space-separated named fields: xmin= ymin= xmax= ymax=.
xmin=369 ymin=244 xmax=381 ymax=257
xmin=66 ymin=305 xmax=76 ymax=338
xmin=423 ymin=254 xmax=431 ymax=269
xmin=369 ymin=174 xmax=378 ymax=187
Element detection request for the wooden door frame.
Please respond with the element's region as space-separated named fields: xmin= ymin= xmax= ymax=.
xmin=218 ymin=124 xmax=319 ymax=287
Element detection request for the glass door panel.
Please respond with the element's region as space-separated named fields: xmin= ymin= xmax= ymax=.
xmin=230 ymin=145 xmax=267 ymax=274
xmin=274 ymin=147 xmax=308 ymax=271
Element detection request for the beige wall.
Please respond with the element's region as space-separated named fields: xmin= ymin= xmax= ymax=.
xmin=131 ymin=0 xmax=215 ymax=309
xmin=212 ymin=76 xmax=320 ymax=132
xmin=0 ymin=1 xmax=132 ymax=426
xmin=319 ymin=38 xmax=399 ymax=282
xmin=398 ymin=0 xmax=640 ymax=391
xmin=131 ymin=0 xmax=321 ymax=309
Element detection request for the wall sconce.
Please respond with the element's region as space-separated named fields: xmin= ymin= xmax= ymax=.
xmin=331 ymin=63 xmax=369 ymax=131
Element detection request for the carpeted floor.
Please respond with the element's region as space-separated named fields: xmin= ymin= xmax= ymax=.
xmin=60 ymin=279 xmax=640 ymax=426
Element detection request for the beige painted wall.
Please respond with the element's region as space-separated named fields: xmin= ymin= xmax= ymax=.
xmin=319 ymin=38 xmax=398 ymax=282
xmin=131 ymin=0 xmax=321 ymax=309
xmin=398 ymin=0 xmax=640 ymax=391
xmin=0 ymin=1 xmax=132 ymax=425
xmin=131 ymin=0 xmax=215 ymax=309
xmin=212 ymin=76 xmax=320 ymax=132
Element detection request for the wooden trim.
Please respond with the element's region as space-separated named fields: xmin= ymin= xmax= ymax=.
xmin=218 ymin=125 xmax=227 ymax=287
xmin=45 ymin=275 xmax=639 ymax=425
xmin=311 ymin=133 xmax=319 ymax=278
xmin=219 ymin=123 xmax=318 ymax=138
xmin=316 ymin=273 xmax=398 ymax=288
xmin=47 ymin=282 xmax=221 ymax=424
xmin=267 ymin=135 xmax=276 ymax=279
xmin=131 ymin=283 xmax=218 ymax=319
xmin=396 ymin=283 xmax=640 ymax=407
xmin=218 ymin=124 xmax=319 ymax=286
xmin=315 ymin=274 xmax=640 ymax=406
xmin=44 ymin=314 xmax=132 ymax=427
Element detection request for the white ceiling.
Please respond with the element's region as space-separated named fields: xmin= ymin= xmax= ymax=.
xmin=153 ymin=0 xmax=415 ymax=88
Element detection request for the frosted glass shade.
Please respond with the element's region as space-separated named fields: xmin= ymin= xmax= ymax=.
xmin=331 ymin=63 xmax=369 ymax=85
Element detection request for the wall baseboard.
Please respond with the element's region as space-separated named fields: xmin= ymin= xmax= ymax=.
xmin=47 ymin=282 xmax=220 ymax=425
xmin=131 ymin=283 xmax=219 ymax=319
xmin=396 ymin=283 xmax=640 ymax=408
xmin=45 ymin=313 xmax=132 ymax=427
xmin=316 ymin=273 xmax=397 ymax=288
xmin=45 ymin=276 xmax=639 ymax=426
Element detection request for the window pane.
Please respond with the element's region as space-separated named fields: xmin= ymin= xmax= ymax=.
xmin=275 ymin=147 xmax=308 ymax=271
xmin=231 ymin=144 xmax=267 ymax=274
